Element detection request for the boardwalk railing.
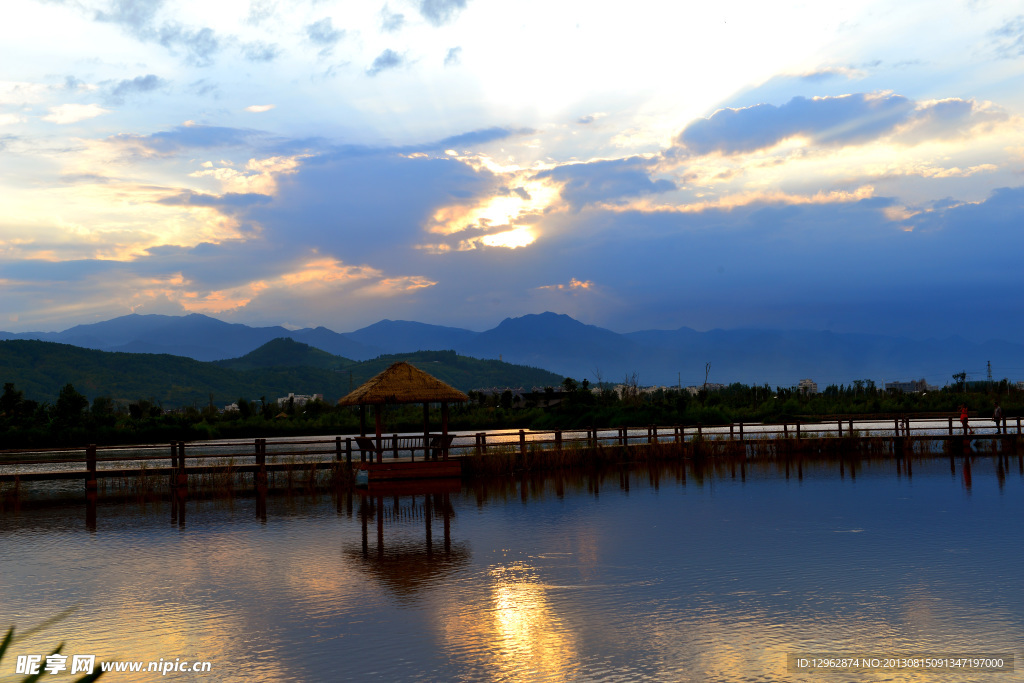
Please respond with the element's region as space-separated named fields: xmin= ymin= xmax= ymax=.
xmin=1 ymin=416 xmax=1020 ymax=488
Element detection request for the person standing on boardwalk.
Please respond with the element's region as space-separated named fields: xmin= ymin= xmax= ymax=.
xmin=959 ymin=404 xmax=971 ymax=435
xmin=993 ymin=401 xmax=1003 ymax=434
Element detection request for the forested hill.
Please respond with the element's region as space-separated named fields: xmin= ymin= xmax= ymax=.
xmin=0 ymin=339 xmax=564 ymax=406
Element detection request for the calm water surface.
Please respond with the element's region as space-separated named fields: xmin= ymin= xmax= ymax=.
xmin=1 ymin=456 xmax=1022 ymax=682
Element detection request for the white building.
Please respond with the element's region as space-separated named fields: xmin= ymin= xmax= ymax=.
xmin=276 ymin=393 xmax=323 ymax=407
xmin=797 ymin=379 xmax=818 ymax=395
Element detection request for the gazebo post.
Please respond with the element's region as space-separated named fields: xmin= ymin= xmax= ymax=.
xmin=374 ymin=404 xmax=383 ymax=464
xmin=422 ymin=402 xmax=430 ymax=462
xmin=441 ymin=401 xmax=450 ymax=460
xmin=359 ymin=405 xmax=367 ymax=437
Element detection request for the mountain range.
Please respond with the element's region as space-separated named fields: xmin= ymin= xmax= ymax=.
xmin=3 ymin=312 xmax=1022 ymax=388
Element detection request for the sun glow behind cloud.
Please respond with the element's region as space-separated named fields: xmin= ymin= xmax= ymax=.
xmin=423 ymin=163 xmax=562 ymax=251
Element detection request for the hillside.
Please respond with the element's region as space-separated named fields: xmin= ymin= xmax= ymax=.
xmin=0 ymin=339 xmax=563 ymax=407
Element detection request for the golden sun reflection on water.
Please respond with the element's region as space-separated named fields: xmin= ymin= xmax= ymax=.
xmin=439 ymin=563 xmax=579 ymax=681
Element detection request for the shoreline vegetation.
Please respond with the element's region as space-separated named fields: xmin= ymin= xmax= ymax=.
xmin=0 ymin=376 xmax=1020 ymax=450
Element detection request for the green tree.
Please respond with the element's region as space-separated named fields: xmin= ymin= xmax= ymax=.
xmin=53 ymin=383 xmax=89 ymax=428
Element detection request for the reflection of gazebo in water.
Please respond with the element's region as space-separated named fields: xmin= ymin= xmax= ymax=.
xmin=344 ymin=479 xmax=470 ymax=597
xmin=337 ymin=362 xmax=468 ymax=483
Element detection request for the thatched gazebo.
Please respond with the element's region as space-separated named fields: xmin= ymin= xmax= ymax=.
xmin=337 ymin=362 xmax=468 ymax=472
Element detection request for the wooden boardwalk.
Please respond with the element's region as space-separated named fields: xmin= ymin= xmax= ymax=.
xmin=1 ymin=417 xmax=1020 ymax=489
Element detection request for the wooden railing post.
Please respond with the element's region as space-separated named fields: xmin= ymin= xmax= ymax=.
xmin=738 ymin=422 xmax=744 ymax=442
xmin=783 ymin=423 xmax=788 ymax=438
xmin=652 ymin=425 xmax=658 ymax=444
xmin=519 ymin=430 xmax=527 ymax=459
xmin=176 ymin=441 xmax=187 ymax=488
xmin=335 ymin=436 xmax=342 ymax=462
xmin=796 ymin=422 xmax=801 ymax=440
xmin=838 ymin=419 xmax=843 ymax=437
xmin=85 ymin=444 xmax=97 ymax=492
xmin=392 ymin=433 xmax=399 ymax=459
xmin=346 ymin=438 xmax=352 ymax=465
xmin=555 ymin=430 xmax=562 ymax=450
xmin=729 ymin=423 xmax=734 ymax=440
xmin=619 ymin=427 xmax=626 ymax=446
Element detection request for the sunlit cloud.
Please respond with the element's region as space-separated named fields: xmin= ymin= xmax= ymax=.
xmin=42 ymin=103 xmax=110 ymax=124
xmin=190 ymin=154 xmax=309 ymax=195
xmin=244 ymin=104 xmax=275 ymax=113
xmin=601 ymin=186 xmax=877 ymax=214
xmin=422 ymin=160 xmax=561 ymax=251
xmin=538 ymin=278 xmax=594 ymax=291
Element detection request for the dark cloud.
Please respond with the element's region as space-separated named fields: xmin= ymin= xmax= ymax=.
xmin=675 ymin=93 xmax=915 ymax=155
xmin=534 ymin=157 xmax=676 ymax=209
xmin=419 ymin=0 xmax=467 ymax=26
xmin=511 ymin=184 xmax=1024 ymax=342
xmin=242 ymin=41 xmax=280 ymax=62
xmin=512 ymin=187 xmax=530 ymax=200
xmin=306 ymin=17 xmax=343 ymax=46
xmin=114 ymin=124 xmax=261 ymax=155
xmin=381 ymin=5 xmax=405 ymax=32
xmin=106 ymin=74 xmax=166 ymax=104
xmin=577 ymin=115 xmax=595 ymax=124
xmin=434 ymin=126 xmax=532 ymax=150
xmin=157 ymin=191 xmax=272 ymax=209
xmin=444 ymin=46 xmax=462 ymax=66
xmin=235 ymin=150 xmax=499 ymax=266
xmin=367 ymin=49 xmax=404 ymax=76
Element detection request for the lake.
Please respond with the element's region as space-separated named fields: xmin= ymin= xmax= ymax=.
xmin=1 ymin=454 xmax=1021 ymax=682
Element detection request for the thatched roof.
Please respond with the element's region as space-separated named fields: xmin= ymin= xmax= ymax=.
xmin=337 ymin=362 xmax=468 ymax=406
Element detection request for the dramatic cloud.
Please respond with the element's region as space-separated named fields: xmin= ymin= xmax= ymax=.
xmin=5 ymin=0 xmax=1024 ymax=346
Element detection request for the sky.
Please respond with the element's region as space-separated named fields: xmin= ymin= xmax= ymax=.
xmin=1 ymin=0 xmax=1023 ymax=341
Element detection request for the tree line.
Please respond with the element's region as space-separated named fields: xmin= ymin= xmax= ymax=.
xmin=1 ymin=376 xmax=1020 ymax=449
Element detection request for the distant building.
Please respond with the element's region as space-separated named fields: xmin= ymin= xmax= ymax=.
xmin=797 ymin=379 xmax=818 ymax=395
xmin=684 ymin=383 xmax=725 ymax=396
xmin=276 ymin=393 xmax=323 ymax=407
xmin=884 ymin=379 xmax=938 ymax=393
